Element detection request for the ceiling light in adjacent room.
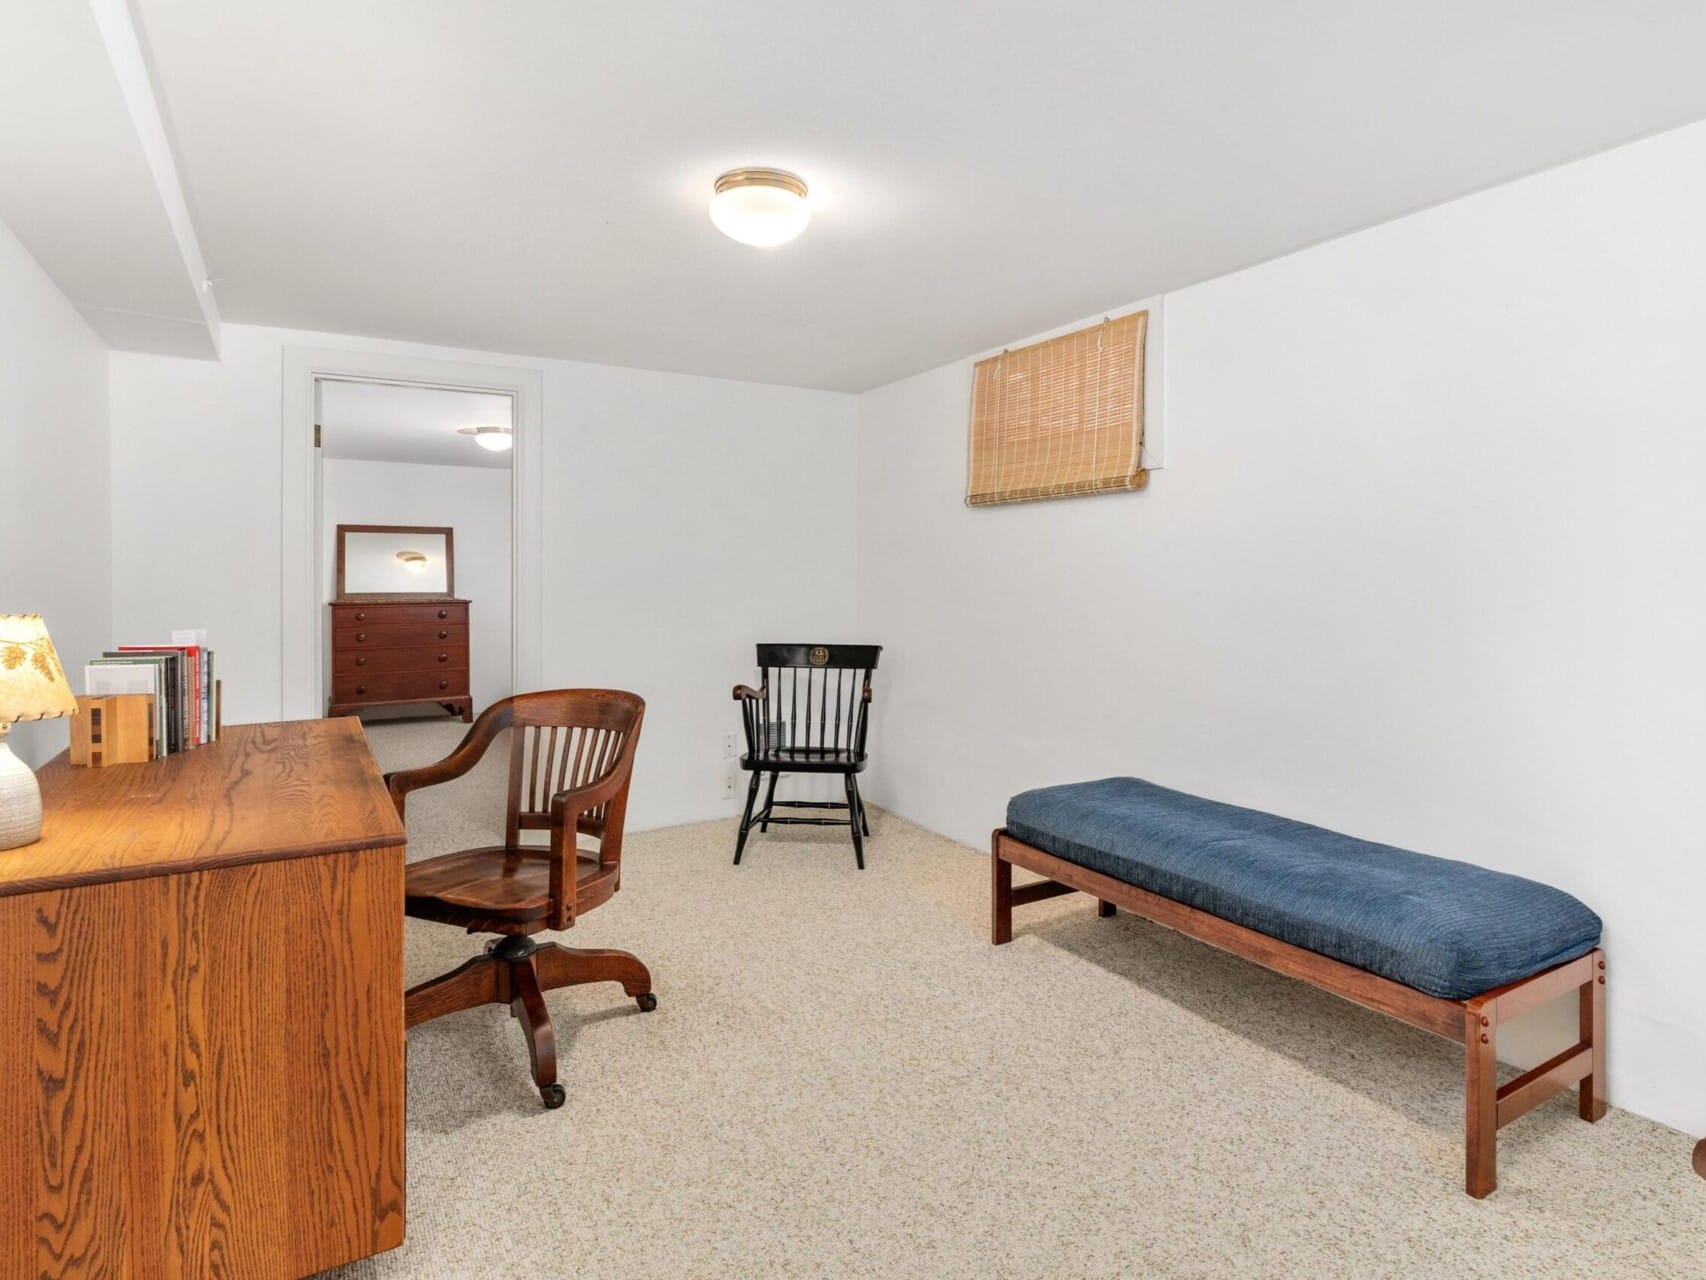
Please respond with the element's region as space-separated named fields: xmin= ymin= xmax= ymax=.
xmin=710 ymin=168 xmax=810 ymax=247
xmin=396 ymin=551 xmax=429 ymax=573
xmin=457 ymin=424 xmax=513 ymax=452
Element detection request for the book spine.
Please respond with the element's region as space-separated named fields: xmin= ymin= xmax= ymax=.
xmin=191 ymin=650 xmax=202 ymax=747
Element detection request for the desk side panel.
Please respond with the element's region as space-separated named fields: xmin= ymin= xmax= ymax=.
xmin=0 ymin=847 xmax=405 ymax=1279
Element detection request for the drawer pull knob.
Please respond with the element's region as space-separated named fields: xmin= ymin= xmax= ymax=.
xmin=355 ymin=611 xmax=367 ymax=621
xmin=438 ymin=679 xmax=449 ymax=690
xmin=355 ymin=633 xmax=366 ymax=643
xmin=437 ymin=629 xmax=449 ymax=639
xmin=356 ymin=657 xmax=367 ymax=667
xmin=437 ymin=609 xmax=449 ymax=619
xmin=356 ymin=684 xmax=368 ymax=695
xmin=438 ymin=653 xmax=448 ymax=662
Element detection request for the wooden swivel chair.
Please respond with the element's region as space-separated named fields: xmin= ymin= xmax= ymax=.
xmin=385 ymin=690 xmax=655 ymax=1109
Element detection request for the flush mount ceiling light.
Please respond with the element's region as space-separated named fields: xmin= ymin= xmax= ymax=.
xmin=457 ymin=424 xmax=513 ymax=452
xmin=710 ymin=168 xmax=810 ymax=247
xmin=396 ymin=550 xmax=429 ymax=573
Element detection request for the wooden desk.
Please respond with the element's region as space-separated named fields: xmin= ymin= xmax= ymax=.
xmin=0 ymin=719 xmax=406 ymax=1278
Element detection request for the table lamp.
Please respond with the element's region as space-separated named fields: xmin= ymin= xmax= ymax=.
xmin=0 ymin=614 xmax=78 ymax=851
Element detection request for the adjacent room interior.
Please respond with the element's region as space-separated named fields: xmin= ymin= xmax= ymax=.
xmin=316 ymin=378 xmax=515 ymax=726
xmin=0 ymin=3 xmax=1702 ymax=1277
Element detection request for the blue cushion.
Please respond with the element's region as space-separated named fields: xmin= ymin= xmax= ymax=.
xmin=1006 ymin=777 xmax=1601 ymax=1000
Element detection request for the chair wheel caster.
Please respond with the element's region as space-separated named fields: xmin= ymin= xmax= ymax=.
xmin=636 ymin=992 xmax=658 ymax=1012
xmin=540 ymin=1082 xmax=566 ymax=1109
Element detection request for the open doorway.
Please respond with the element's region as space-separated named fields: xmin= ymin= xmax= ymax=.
xmin=316 ymin=379 xmax=514 ymax=723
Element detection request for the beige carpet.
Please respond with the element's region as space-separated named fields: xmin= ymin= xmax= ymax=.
xmin=324 ymin=719 xmax=1705 ymax=1279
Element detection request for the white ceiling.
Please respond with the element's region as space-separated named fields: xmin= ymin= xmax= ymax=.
xmin=0 ymin=0 xmax=216 ymax=356
xmin=9 ymin=3 xmax=1706 ymax=389
xmin=319 ymin=381 xmax=513 ymax=470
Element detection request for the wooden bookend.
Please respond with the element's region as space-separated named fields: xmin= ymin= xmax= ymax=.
xmin=69 ymin=694 xmax=157 ymax=767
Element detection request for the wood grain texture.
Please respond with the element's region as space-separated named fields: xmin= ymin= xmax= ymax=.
xmin=1495 ymin=1044 xmax=1592 ymax=1128
xmin=989 ymin=831 xmax=1012 ymax=945
xmin=334 ymin=643 xmax=469 ymax=675
xmin=389 ymin=691 xmax=654 ymax=1106
xmin=0 ymin=719 xmax=406 ymax=1277
xmin=328 ymin=600 xmax=473 ymax=722
xmin=403 ymin=847 xmax=617 ymax=926
xmin=68 ymin=694 xmax=156 ymax=767
xmin=1579 ymin=954 xmax=1608 ymax=1122
xmin=0 ymin=850 xmax=405 ymax=1278
xmin=1465 ymin=1003 xmax=1499 ymax=1199
xmin=532 ymin=942 xmax=652 ymax=997
xmin=330 ymin=601 xmax=468 ymax=626
xmin=1470 ymin=951 xmax=1595 ymax=1024
xmin=9 ymin=719 xmax=404 ymax=898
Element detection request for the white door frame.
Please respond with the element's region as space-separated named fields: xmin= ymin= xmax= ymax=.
xmin=280 ymin=346 xmax=544 ymax=722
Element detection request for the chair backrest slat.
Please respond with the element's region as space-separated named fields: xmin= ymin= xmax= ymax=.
xmin=747 ymin=644 xmax=881 ymax=757
xmin=832 ymin=667 xmax=843 ymax=748
xmin=504 ymin=692 xmax=644 ymax=846
xmin=514 ymin=722 xmax=630 ymax=827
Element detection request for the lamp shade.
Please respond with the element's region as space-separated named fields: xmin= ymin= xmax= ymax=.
xmin=0 ymin=614 xmax=78 ymax=724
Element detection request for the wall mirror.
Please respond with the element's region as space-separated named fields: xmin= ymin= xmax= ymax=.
xmin=335 ymin=524 xmax=456 ymax=599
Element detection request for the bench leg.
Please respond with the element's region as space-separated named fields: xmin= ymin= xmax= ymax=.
xmin=1097 ymin=899 xmax=1116 ymax=918
xmin=1465 ymin=1002 xmax=1498 ymax=1198
xmin=1580 ymin=952 xmax=1607 ymax=1122
xmin=991 ymin=836 xmax=1012 ymax=945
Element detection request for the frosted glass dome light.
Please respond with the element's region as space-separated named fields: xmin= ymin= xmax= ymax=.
xmin=710 ymin=168 xmax=810 ymax=247
xmin=457 ymin=424 xmax=513 ymax=452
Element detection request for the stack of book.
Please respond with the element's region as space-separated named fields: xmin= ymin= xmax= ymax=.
xmin=82 ymin=630 xmax=219 ymax=758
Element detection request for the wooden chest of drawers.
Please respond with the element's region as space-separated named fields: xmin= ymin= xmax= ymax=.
xmin=328 ymin=599 xmax=473 ymax=721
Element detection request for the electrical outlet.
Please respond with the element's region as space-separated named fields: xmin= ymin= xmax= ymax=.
xmin=722 ymin=732 xmax=737 ymax=759
xmin=722 ymin=767 xmax=738 ymax=800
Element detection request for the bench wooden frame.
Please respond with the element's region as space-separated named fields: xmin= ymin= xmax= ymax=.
xmin=991 ymin=829 xmax=1606 ymax=1198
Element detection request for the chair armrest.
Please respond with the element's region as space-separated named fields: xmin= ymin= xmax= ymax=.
xmin=732 ymin=683 xmax=764 ymax=701
xmin=544 ymin=771 xmax=631 ymax=929
xmin=548 ymin=771 xmax=628 ymax=828
xmin=382 ymin=706 xmax=507 ymax=816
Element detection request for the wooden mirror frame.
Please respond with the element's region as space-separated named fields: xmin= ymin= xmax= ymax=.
xmin=334 ymin=523 xmax=456 ymax=601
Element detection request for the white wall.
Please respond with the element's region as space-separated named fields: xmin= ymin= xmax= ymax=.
xmin=0 ymin=216 xmax=110 ymax=767
xmin=856 ymin=120 xmax=1706 ymax=1136
xmin=322 ymin=458 xmax=512 ymax=713
xmin=87 ymin=114 xmax=1706 ymax=1135
xmin=108 ymin=324 xmax=858 ymax=829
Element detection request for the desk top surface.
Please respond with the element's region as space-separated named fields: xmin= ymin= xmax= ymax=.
xmin=4 ymin=718 xmax=406 ymax=898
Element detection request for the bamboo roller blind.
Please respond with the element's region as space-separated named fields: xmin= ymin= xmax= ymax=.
xmin=965 ymin=311 xmax=1148 ymax=506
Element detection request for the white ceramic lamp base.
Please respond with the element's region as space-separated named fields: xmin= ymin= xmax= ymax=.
xmin=0 ymin=735 xmax=43 ymax=851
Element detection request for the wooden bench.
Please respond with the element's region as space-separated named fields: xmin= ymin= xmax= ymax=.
xmin=992 ymin=824 xmax=1606 ymax=1198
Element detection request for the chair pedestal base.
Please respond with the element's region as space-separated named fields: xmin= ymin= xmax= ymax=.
xmin=404 ymin=938 xmax=655 ymax=1107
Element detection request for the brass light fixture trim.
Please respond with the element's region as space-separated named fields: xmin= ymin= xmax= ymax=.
xmin=713 ymin=167 xmax=808 ymax=200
